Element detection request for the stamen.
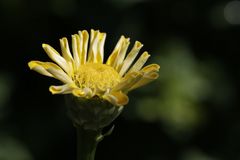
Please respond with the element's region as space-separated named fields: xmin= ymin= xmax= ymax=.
xmin=74 ymin=63 xmax=121 ymax=91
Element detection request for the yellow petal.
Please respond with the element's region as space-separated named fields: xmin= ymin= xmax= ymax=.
xmin=28 ymin=61 xmax=53 ymax=77
xmin=28 ymin=61 xmax=73 ymax=84
xmin=42 ymin=44 xmax=71 ymax=75
xmin=87 ymin=30 xmax=106 ymax=63
xmin=78 ymin=30 xmax=89 ymax=65
xmin=106 ymin=36 xmax=130 ymax=69
xmin=141 ymin=64 xmax=160 ymax=73
xmin=126 ymin=51 xmax=150 ymax=74
xmin=119 ymin=41 xmax=143 ymax=77
xmin=60 ymin=37 xmax=73 ymax=63
xmin=115 ymin=38 xmax=130 ymax=71
xmin=112 ymin=72 xmax=143 ymax=93
xmin=46 ymin=66 xmax=73 ymax=84
xmin=103 ymin=91 xmax=129 ymax=106
xmin=91 ymin=32 xmax=106 ymax=63
xmin=72 ymin=34 xmax=81 ymax=69
xmin=49 ymin=84 xmax=75 ymax=94
xmin=59 ymin=37 xmax=74 ymax=75
xmin=106 ymin=36 xmax=124 ymax=66
xmin=129 ymin=72 xmax=159 ymax=91
xmin=72 ymin=87 xmax=94 ymax=98
xmin=88 ymin=29 xmax=99 ymax=63
xmin=97 ymin=32 xmax=106 ymax=63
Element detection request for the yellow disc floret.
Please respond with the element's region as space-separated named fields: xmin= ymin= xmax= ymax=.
xmin=74 ymin=63 xmax=121 ymax=92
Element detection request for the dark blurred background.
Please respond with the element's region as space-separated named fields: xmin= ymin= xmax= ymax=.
xmin=0 ymin=0 xmax=240 ymax=160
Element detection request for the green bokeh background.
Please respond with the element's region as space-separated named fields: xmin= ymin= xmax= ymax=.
xmin=0 ymin=0 xmax=240 ymax=159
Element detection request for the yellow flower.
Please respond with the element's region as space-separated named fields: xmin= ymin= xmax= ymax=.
xmin=28 ymin=29 xmax=160 ymax=107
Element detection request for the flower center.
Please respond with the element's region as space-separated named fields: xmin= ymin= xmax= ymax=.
xmin=74 ymin=63 xmax=121 ymax=92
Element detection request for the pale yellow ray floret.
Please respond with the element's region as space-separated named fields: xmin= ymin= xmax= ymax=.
xmin=28 ymin=29 xmax=160 ymax=107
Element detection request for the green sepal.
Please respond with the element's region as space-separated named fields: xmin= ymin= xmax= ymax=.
xmin=65 ymin=95 xmax=123 ymax=130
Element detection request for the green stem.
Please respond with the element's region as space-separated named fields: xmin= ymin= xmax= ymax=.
xmin=76 ymin=127 xmax=102 ymax=160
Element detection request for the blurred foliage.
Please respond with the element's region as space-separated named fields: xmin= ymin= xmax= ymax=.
xmin=133 ymin=39 xmax=208 ymax=136
xmin=0 ymin=73 xmax=14 ymax=120
xmin=0 ymin=134 xmax=33 ymax=160
xmin=181 ymin=149 xmax=217 ymax=160
xmin=0 ymin=0 xmax=240 ymax=160
xmin=124 ymin=37 xmax=235 ymax=139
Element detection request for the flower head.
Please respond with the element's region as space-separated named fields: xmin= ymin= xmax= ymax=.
xmin=28 ymin=29 xmax=159 ymax=107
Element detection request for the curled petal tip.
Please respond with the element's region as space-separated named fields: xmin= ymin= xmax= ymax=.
xmin=42 ymin=43 xmax=47 ymax=48
xmin=103 ymin=91 xmax=129 ymax=106
xmin=154 ymin=64 xmax=160 ymax=71
xmin=28 ymin=61 xmax=34 ymax=69
xmin=135 ymin=41 xmax=144 ymax=48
